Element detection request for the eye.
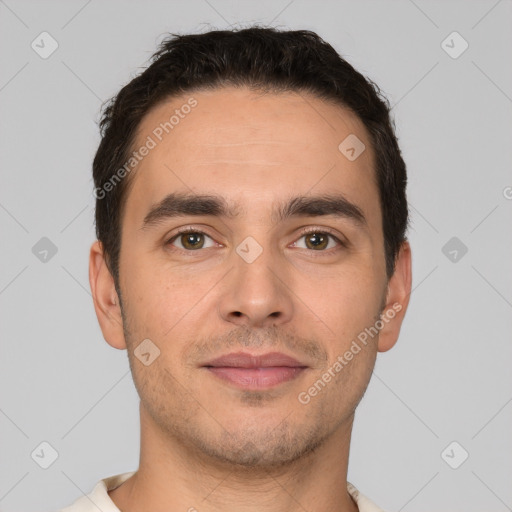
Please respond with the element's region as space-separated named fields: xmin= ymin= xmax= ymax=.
xmin=166 ymin=229 xmax=217 ymax=251
xmin=165 ymin=227 xmax=345 ymax=253
xmin=291 ymin=229 xmax=344 ymax=251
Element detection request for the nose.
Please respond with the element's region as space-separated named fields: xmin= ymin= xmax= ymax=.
xmin=217 ymin=245 xmax=294 ymax=329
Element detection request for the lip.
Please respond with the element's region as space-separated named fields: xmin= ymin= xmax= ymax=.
xmin=203 ymin=351 xmax=306 ymax=368
xmin=202 ymin=351 xmax=308 ymax=390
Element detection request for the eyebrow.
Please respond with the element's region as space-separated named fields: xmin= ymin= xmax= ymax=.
xmin=141 ymin=192 xmax=367 ymax=230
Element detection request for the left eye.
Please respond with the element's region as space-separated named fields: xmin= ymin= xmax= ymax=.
xmin=291 ymin=231 xmax=341 ymax=251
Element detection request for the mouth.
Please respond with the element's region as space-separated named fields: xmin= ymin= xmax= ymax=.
xmin=201 ymin=351 xmax=309 ymax=390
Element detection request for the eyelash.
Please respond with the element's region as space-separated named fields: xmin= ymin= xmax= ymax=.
xmin=165 ymin=226 xmax=346 ymax=254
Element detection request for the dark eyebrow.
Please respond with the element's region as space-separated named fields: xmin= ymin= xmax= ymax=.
xmin=273 ymin=194 xmax=367 ymax=227
xmin=141 ymin=192 xmax=367 ymax=230
xmin=141 ymin=193 xmax=241 ymax=230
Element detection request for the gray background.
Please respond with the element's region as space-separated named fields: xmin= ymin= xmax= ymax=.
xmin=1 ymin=0 xmax=511 ymax=510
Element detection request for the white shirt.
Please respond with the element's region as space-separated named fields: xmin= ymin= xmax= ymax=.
xmin=60 ymin=471 xmax=387 ymax=512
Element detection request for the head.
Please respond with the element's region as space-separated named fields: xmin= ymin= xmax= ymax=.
xmin=89 ymin=27 xmax=411 ymax=469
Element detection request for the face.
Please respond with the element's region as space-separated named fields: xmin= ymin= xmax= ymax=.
xmin=90 ymin=86 xmax=411 ymax=469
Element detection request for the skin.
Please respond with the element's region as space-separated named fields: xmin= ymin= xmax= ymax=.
xmin=89 ymin=86 xmax=412 ymax=512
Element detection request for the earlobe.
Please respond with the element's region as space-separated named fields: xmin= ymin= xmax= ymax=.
xmin=89 ymin=240 xmax=127 ymax=350
xmin=377 ymin=241 xmax=412 ymax=353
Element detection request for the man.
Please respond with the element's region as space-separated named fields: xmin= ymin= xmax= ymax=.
xmin=63 ymin=26 xmax=411 ymax=512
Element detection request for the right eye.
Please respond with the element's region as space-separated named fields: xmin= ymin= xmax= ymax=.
xmin=166 ymin=229 xmax=217 ymax=251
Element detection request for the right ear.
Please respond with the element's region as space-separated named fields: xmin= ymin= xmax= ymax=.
xmin=88 ymin=240 xmax=127 ymax=350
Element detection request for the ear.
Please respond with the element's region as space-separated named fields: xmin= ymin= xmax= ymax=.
xmin=377 ymin=240 xmax=412 ymax=353
xmin=89 ymin=240 xmax=127 ymax=350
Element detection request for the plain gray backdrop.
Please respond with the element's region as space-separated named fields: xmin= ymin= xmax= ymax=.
xmin=1 ymin=1 xmax=511 ymax=511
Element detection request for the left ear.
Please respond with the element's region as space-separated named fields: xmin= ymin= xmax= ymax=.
xmin=377 ymin=241 xmax=412 ymax=352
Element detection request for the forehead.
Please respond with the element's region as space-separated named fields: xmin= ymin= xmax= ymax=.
xmin=124 ymin=86 xmax=380 ymax=229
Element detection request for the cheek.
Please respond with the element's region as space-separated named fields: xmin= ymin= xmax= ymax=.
xmin=121 ymin=245 xmax=182 ymax=311
xmin=121 ymin=259 xmax=224 ymax=357
xmin=295 ymin=264 xmax=383 ymax=336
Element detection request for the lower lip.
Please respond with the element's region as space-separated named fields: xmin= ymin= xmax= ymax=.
xmin=205 ymin=366 xmax=306 ymax=390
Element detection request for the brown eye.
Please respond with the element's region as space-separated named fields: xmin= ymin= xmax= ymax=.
xmin=293 ymin=231 xmax=341 ymax=251
xmin=168 ymin=231 xmax=215 ymax=251
xmin=304 ymin=232 xmax=329 ymax=250
xmin=180 ymin=232 xmax=205 ymax=250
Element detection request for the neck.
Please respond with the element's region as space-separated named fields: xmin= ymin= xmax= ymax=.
xmin=109 ymin=405 xmax=359 ymax=512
